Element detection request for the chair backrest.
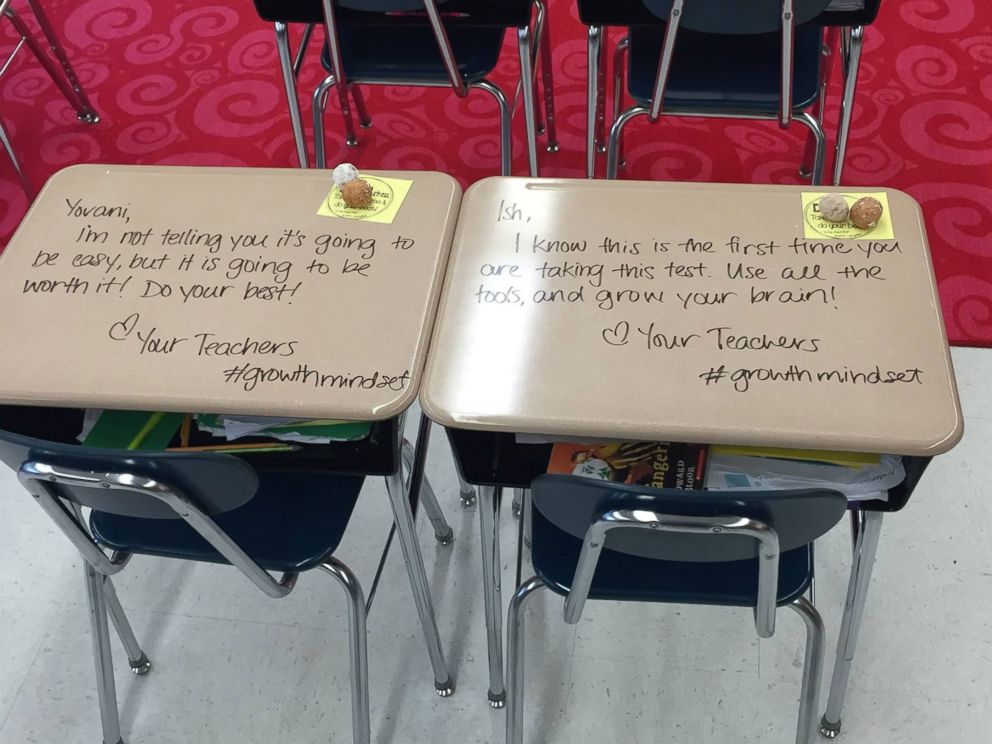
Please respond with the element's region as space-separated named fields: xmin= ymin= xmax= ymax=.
xmin=531 ymin=474 xmax=846 ymax=635
xmin=532 ymin=474 xmax=845 ymax=562
xmin=0 ymin=426 xmax=296 ymax=598
xmin=639 ymin=0 xmax=832 ymax=126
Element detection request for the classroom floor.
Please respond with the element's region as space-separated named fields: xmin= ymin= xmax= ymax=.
xmin=0 ymin=346 xmax=987 ymax=744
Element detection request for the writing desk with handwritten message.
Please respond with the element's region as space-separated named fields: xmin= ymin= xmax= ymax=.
xmin=0 ymin=163 xmax=461 ymax=694
xmin=420 ymin=176 xmax=962 ymax=721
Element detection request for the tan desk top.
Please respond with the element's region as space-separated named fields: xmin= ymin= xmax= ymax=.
xmin=0 ymin=165 xmax=461 ymax=420
xmin=421 ymin=177 xmax=963 ymax=456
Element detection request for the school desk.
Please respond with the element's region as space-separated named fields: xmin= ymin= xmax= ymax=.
xmin=0 ymin=163 xmax=462 ymax=697
xmin=420 ymin=176 xmax=962 ymax=735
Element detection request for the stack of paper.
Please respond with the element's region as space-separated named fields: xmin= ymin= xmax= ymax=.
xmin=704 ymin=453 xmax=903 ymax=501
xmin=195 ymin=414 xmax=371 ymax=444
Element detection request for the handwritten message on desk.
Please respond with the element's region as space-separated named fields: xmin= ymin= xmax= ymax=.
xmin=0 ymin=165 xmax=460 ymax=419
xmin=422 ymin=179 xmax=961 ymax=456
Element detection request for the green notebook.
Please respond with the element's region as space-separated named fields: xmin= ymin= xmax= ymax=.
xmin=82 ymin=410 xmax=185 ymax=450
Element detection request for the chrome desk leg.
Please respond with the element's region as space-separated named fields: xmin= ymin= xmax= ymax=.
xmin=530 ymin=0 xmax=545 ymax=136
xmin=0 ymin=117 xmax=31 ymax=195
xmin=820 ymin=510 xmax=883 ymax=739
xmin=595 ymin=29 xmax=608 ymax=154
xmin=511 ymin=489 xmax=523 ymax=518
xmin=790 ymin=596 xmax=826 ymax=744
xmin=321 ymin=558 xmax=371 ymax=744
xmin=612 ymin=36 xmax=630 ymax=171
xmin=384 ymin=467 xmax=454 ymax=697
xmin=517 ymin=27 xmax=539 ymax=177
xmin=102 ymin=577 xmax=151 ymax=675
xmin=833 ymin=26 xmax=864 ymax=185
xmin=274 ymin=22 xmax=309 ymax=169
xmin=458 ymin=474 xmax=477 ymax=508
xmin=21 ymin=0 xmax=98 ymax=122
xmin=479 ymin=485 xmax=505 ymax=707
xmin=84 ymin=565 xmax=123 ymax=744
xmin=401 ymin=436 xmax=454 ymax=545
xmin=506 ymin=577 xmax=545 ymax=744
xmin=586 ymin=26 xmax=603 ymax=178
xmin=351 ymin=85 xmax=372 ymax=128
xmin=535 ymin=0 xmax=558 ymax=152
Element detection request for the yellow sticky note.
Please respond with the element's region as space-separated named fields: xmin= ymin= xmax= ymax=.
xmin=801 ymin=192 xmax=895 ymax=240
xmin=316 ymin=175 xmax=413 ymax=224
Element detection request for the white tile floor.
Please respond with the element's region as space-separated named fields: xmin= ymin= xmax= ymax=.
xmin=0 ymin=346 xmax=987 ymax=744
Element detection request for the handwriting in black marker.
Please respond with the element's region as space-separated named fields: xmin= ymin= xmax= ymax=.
xmin=601 ymin=321 xmax=629 ymax=346
xmin=108 ymin=312 xmax=140 ymax=341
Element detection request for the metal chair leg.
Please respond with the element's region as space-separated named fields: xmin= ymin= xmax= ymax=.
xmin=795 ymin=111 xmax=826 ymax=185
xmin=19 ymin=0 xmax=98 ymax=122
xmin=505 ymin=577 xmax=545 ymax=744
xmin=274 ymin=22 xmax=309 ymax=169
xmin=586 ymin=26 xmax=603 ymax=178
xmin=789 ymin=596 xmax=826 ymax=744
xmin=820 ymin=510 xmax=882 ymax=739
xmin=312 ymin=74 xmax=337 ymax=169
xmin=102 ymin=577 xmax=151 ymax=675
xmin=612 ymin=36 xmax=630 ymax=170
xmin=517 ymin=27 xmax=539 ymax=177
xmin=506 ymin=576 xmax=544 ymax=744
xmin=0 ymin=116 xmax=31 ymax=195
xmin=384 ymin=468 xmax=455 ymax=697
xmin=472 ymin=80 xmax=512 ymax=177
xmin=478 ymin=485 xmax=505 ymax=707
xmin=293 ymin=23 xmax=314 ymax=76
xmin=320 ymin=558 xmax=371 ymax=744
xmin=607 ymin=106 xmax=646 ymax=179
xmin=84 ymin=564 xmax=124 ymax=744
xmin=401 ymin=438 xmax=454 ymax=545
xmin=800 ymin=32 xmax=834 ymax=179
xmin=833 ymin=26 xmax=864 ymax=185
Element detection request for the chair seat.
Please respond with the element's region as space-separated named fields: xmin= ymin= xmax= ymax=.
xmin=90 ymin=471 xmax=366 ymax=573
xmin=627 ymin=23 xmax=823 ymax=114
xmin=321 ymin=20 xmax=507 ymax=85
xmin=530 ymin=507 xmax=813 ymax=607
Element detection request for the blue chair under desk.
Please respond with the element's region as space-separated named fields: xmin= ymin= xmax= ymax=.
xmin=506 ymin=474 xmax=849 ymax=744
xmin=445 ymin=427 xmax=935 ymax=740
xmin=0 ymin=405 xmax=454 ymax=744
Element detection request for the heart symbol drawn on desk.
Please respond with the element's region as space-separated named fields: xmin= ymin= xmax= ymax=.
xmin=602 ymin=321 xmax=629 ymax=346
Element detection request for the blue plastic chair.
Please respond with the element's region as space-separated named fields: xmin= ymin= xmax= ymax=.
xmin=0 ymin=425 xmax=381 ymax=744
xmin=505 ymin=474 xmax=847 ymax=744
xmin=606 ymin=0 xmax=833 ymax=182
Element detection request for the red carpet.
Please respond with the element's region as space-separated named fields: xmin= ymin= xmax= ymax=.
xmin=1 ymin=0 xmax=990 ymax=345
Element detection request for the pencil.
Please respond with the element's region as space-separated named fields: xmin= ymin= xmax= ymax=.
xmin=165 ymin=443 xmax=300 ymax=453
xmin=127 ymin=411 xmax=165 ymax=450
xmin=180 ymin=413 xmax=192 ymax=447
